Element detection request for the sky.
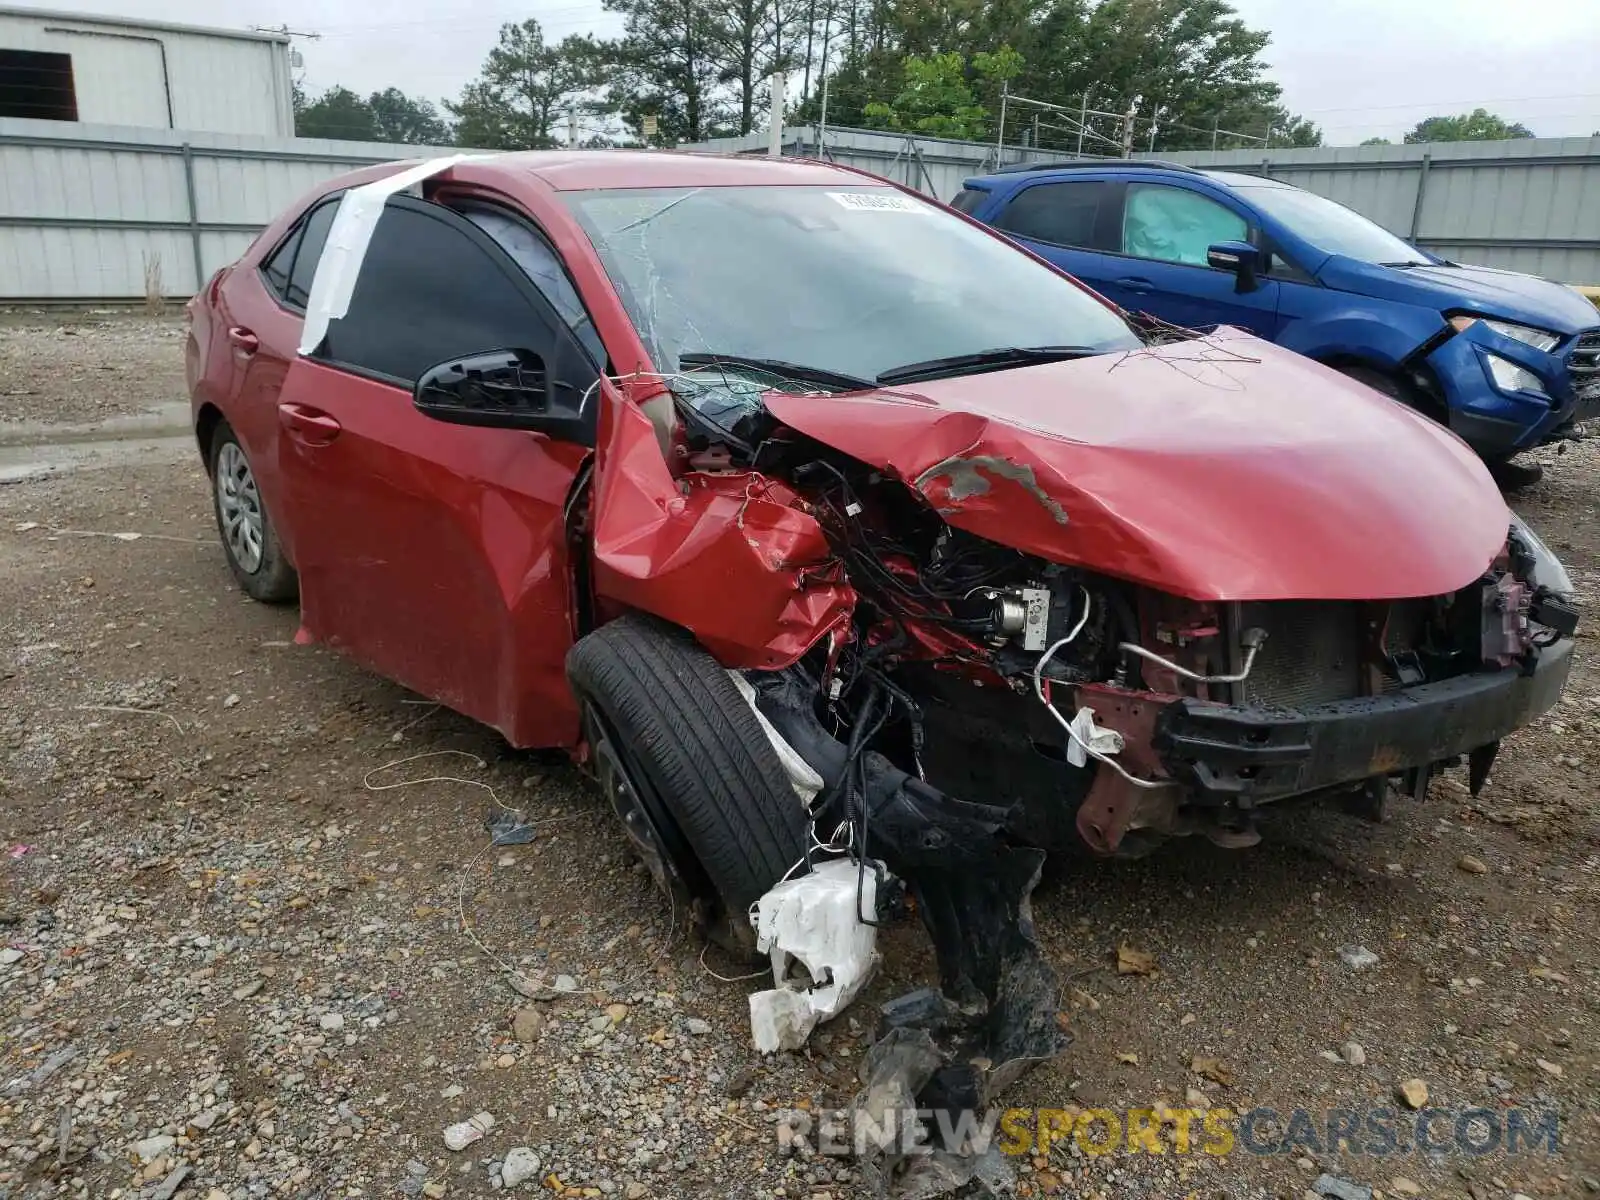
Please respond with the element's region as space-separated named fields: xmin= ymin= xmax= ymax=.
xmin=14 ymin=0 xmax=1600 ymax=145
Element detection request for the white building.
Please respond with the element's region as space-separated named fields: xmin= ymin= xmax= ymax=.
xmin=0 ymin=5 xmax=293 ymax=136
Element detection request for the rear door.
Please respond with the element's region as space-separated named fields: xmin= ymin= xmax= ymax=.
xmin=1102 ymin=181 xmax=1280 ymax=336
xmin=274 ymin=194 xmax=602 ymax=747
xmin=988 ymin=178 xmax=1127 ymax=295
xmin=214 ymin=197 xmax=339 ymax=554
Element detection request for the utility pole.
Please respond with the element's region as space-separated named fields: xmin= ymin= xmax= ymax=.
xmin=996 ymin=79 xmax=1009 ymax=156
xmin=818 ymin=73 xmax=830 ymax=156
xmin=1120 ymin=98 xmax=1138 ymax=158
xmin=1211 ymin=118 xmax=1220 ymax=150
xmin=1076 ymin=91 xmax=1089 ymax=157
xmin=768 ymin=72 xmax=784 ymax=157
xmin=568 ymin=107 xmax=578 ymax=148
xmin=1149 ymin=106 xmax=1159 ymax=153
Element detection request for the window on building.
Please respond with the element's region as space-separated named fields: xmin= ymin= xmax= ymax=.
xmin=0 ymin=50 xmax=78 ymax=121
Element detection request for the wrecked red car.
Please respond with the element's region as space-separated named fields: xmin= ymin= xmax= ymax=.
xmin=188 ymin=151 xmax=1577 ymax=1129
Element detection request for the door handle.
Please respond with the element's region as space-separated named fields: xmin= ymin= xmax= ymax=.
xmin=1114 ymin=277 xmax=1154 ymax=295
xmin=278 ymin=402 xmax=341 ymax=445
xmin=227 ymin=326 xmax=259 ymax=355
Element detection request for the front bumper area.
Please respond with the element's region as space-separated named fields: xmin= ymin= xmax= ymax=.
xmin=1156 ymin=636 xmax=1573 ymax=805
xmin=1426 ymin=324 xmax=1600 ymax=457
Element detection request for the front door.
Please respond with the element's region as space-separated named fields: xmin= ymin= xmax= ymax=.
xmin=1100 ymin=181 xmax=1281 ymax=338
xmin=274 ymin=195 xmax=602 ymax=747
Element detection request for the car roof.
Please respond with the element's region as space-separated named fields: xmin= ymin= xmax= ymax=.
xmin=965 ymin=162 xmax=1298 ymax=191
xmin=472 ymin=150 xmax=866 ymax=191
xmin=1203 ymin=170 xmax=1291 ymax=189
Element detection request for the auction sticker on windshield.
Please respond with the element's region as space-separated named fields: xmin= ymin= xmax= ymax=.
xmin=827 ymin=191 xmax=928 ymax=213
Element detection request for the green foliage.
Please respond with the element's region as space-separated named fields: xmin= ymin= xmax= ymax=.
xmin=447 ymin=21 xmax=607 ymax=150
xmin=601 ymin=0 xmax=732 ymax=144
xmin=368 ymin=88 xmax=452 ymax=145
xmin=295 ymin=85 xmax=451 ymax=145
xmin=300 ymin=0 xmax=1323 ymax=153
xmin=1361 ymin=136 xmax=1392 ymax=146
xmin=295 ymin=86 xmax=378 ymax=141
xmin=863 ymin=47 xmax=1020 ymax=140
xmin=1404 ymin=109 xmax=1534 ymax=144
xmin=823 ymin=0 xmax=1319 ymax=152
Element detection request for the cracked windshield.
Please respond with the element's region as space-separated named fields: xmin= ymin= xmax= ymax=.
xmin=561 ymin=185 xmax=1140 ymax=386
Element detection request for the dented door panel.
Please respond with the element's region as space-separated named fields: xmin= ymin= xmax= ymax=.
xmin=277 ymin=359 xmax=587 ymax=747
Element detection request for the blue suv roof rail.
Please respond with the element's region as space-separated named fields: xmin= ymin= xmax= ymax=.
xmin=989 ymin=158 xmax=1202 ymax=175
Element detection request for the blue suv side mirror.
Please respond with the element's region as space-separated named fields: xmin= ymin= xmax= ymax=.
xmin=1207 ymin=241 xmax=1263 ymax=294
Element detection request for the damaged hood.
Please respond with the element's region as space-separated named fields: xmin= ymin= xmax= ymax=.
xmin=764 ymin=333 xmax=1510 ymax=601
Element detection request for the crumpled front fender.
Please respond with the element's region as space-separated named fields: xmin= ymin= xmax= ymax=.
xmin=590 ymin=387 xmax=855 ymax=666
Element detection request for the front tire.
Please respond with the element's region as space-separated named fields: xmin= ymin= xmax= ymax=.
xmin=208 ymin=421 xmax=298 ymax=603
xmin=567 ymin=615 xmax=808 ymax=956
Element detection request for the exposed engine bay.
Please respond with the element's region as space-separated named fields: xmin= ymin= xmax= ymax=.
xmin=671 ymin=365 xmax=1577 ymax=847
xmin=649 ymin=365 xmax=1580 ymax=1190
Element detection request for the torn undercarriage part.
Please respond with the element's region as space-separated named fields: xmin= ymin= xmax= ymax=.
xmin=748 ymin=668 xmax=1067 ymax=1177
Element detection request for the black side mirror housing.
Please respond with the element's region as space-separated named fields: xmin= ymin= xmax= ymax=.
xmin=413 ymin=349 xmax=589 ymax=440
xmin=1206 ymin=240 xmax=1263 ymax=293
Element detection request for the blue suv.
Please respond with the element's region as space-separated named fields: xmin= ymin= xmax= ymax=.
xmin=955 ymin=162 xmax=1600 ymax=485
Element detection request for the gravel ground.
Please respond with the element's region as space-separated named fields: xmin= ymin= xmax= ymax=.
xmin=0 ymin=313 xmax=186 ymax=426
xmin=0 ymin=321 xmax=1595 ymax=1200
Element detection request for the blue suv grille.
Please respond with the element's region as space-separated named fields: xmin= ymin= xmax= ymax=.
xmin=1571 ymin=331 xmax=1600 ymax=416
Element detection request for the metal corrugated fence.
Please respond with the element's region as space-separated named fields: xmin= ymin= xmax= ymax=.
xmin=696 ymin=126 xmax=1600 ymax=285
xmin=3 ymin=119 xmax=1597 ymax=300
xmin=0 ymin=118 xmax=458 ymax=300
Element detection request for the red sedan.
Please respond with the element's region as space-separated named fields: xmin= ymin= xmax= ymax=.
xmin=188 ymin=151 xmax=1576 ymax=1108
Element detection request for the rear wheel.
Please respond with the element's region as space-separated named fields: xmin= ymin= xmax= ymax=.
xmin=567 ymin=614 xmax=809 ymax=957
xmin=208 ymin=421 xmax=298 ymax=603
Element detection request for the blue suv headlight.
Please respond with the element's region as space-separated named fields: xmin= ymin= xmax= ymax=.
xmin=1450 ymin=315 xmax=1561 ymax=353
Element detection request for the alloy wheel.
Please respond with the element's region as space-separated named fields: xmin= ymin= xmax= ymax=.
xmin=214 ymin=441 xmax=264 ymax=574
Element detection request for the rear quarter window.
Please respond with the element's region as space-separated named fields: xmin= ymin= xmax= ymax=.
xmin=949 ymin=188 xmax=988 ymax=215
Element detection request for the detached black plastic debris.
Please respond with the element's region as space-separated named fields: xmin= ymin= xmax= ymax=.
xmin=484 ymin=807 xmax=537 ymax=845
xmin=751 ymin=669 xmax=1069 ymax=1197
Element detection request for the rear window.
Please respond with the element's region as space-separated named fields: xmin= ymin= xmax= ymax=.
xmin=949 ymin=188 xmax=988 ymax=215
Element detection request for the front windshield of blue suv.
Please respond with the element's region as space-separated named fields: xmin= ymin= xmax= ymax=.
xmin=561 ymin=185 xmax=1142 ymax=381
xmin=1237 ymin=183 xmax=1431 ymax=266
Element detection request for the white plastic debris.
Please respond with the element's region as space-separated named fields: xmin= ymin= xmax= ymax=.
xmin=442 ymin=1111 xmax=494 ymax=1151
xmin=1064 ymin=705 xmax=1124 ymax=768
xmin=748 ymin=858 xmax=882 ymax=1053
xmin=500 ymin=1147 xmax=542 ymax=1187
xmin=749 ymin=987 xmax=820 ymax=1053
xmin=299 ymin=153 xmax=490 ymax=357
xmin=1337 ymin=944 xmax=1380 ymax=971
xmin=728 ymin=670 xmax=824 ymax=805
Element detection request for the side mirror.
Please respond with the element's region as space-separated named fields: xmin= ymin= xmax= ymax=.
xmin=1206 ymin=240 xmax=1263 ymax=293
xmin=414 ymin=349 xmax=587 ymax=440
